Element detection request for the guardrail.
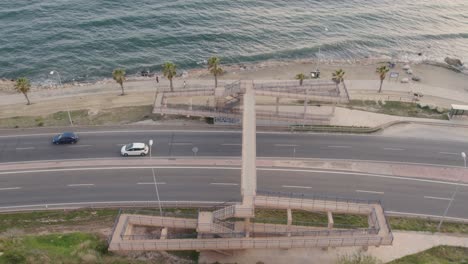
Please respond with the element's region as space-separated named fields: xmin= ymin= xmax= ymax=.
xmin=0 ymin=201 xmax=232 ymax=213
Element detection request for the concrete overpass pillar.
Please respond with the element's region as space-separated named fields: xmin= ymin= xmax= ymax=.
xmin=241 ymin=81 xmax=257 ymax=207
xmin=287 ymin=208 xmax=292 ymax=237
xmin=327 ymin=211 xmax=334 ymax=229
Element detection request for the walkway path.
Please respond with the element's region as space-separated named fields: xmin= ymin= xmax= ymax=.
xmin=199 ymin=231 xmax=468 ymax=264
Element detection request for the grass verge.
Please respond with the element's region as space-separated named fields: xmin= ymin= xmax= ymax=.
xmin=388 ymin=245 xmax=468 ymax=264
xmin=0 ymin=105 xmax=207 ymax=128
xmin=345 ymin=100 xmax=449 ymax=120
xmin=388 ymin=217 xmax=468 ymax=234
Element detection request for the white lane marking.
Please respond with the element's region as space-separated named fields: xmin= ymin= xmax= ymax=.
xmin=221 ymin=143 xmax=242 ymax=146
xmin=137 ymin=182 xmax=166 ymax=185
xmin=1 ymin=166 xmax=467 ymax=187
xmin=67 ymin=184 xmax=95 ymax=187
xmin=15 ymin=147 xmax=35 ymax=150
xmin=210 ymin=183 xmax=238 ymax=186
xmin=383 ymin=148 xmax=404 ymax=151
xmin=282 ymin=185 xmax=312 ymax=189
xmin=68 ymin=145 xmax=93 ymax=148
xmin=424 ymin=196 xmax=452 ymax=201
xmin=275 ymin=144 xmax=298 ymax=147
xmin=327 ymin=145 xmax=351 ymax=149
xmin=169 ymin=143 xmax=192 ymax=146
xmin=0 ymin=187 xmax=22 ymax=191
xmin=439 ymin=152 xmax=459 ymax=155
xmin=356 ymin=190 xmax=384 ymax=195
xmin=116 ymin=144 xmax=126 ymax=146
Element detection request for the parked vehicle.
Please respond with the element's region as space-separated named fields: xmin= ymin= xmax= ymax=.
xmin=52 ymin=132 xmax=79 ymax=144
xmin=121 ymin=143 xmax=149 ymax=156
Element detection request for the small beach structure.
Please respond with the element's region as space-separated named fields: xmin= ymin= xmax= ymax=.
xmin=449 ymin=104 xmax=468 ymax=119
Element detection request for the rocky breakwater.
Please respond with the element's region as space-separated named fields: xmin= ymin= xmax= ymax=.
xmin=444 ymin=57 xmax=466 ymax=73
xmin=0 ymin=78 xmax=16 ymax=94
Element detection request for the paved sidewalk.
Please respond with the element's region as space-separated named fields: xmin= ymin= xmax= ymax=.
xmin=199 ymin=231 xmax=468 ymax=264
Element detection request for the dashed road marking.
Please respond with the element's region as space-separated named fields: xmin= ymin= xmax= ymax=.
xmin=356 ymin=190 xmax=384 ymax=195
xmin=275 ymin=144 xmax=298 ymax=147
xmin=383 ymin=148 xmax=404 ymax=151
xmin=424 ymin=196 xmax=452 ymax=201
xmin=327 ymin=145 xmax=351 ymax=149
xmin=282 ymin=185 xmax=312 ymax=189
xmin=439 ymin=152 xmax=459 ymax=156
xmin=0 ymin=187 xmax=22 ymax=191
xmin=210 ymin=183 xmax=238 ymax=186
xmin=137 ymin=182 xmax=166 ymax=185
xmin=67 ymin=184 xmax=95 ymax=187
xmin=15 ymin=147 xmax=35 ymax=150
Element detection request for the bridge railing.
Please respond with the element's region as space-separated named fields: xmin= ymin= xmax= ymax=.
xmin=110 ymin=235 xmax=392 ymax=251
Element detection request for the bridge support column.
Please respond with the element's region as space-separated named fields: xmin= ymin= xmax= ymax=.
xmin=327 ymin=211 xmax=334 ymax=229
xmin=160 ymin=227 xmax=168 ymax=240
xmin=244 ymin=217 xmax=251 ymax=238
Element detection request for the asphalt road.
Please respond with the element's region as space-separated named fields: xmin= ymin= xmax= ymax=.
xmin=0 ymin=128 xmax=468 ymax=166
xmin=0 ymin=167 xmax=467 ymax=218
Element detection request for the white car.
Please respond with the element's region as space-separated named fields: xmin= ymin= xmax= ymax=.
xmin=121 ymin=143 xmax=149 ymax=156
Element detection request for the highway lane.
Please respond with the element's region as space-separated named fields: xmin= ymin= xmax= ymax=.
xmin=0 ymin=167 xmax=466 ymax=218
xmin=0 ymin=129 xmax=468 ymax=165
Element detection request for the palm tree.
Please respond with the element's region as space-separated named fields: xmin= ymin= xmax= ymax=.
xmin=163 ymin=62 xmax=177 ymax=92
xmin=295 ymin=73 xmax=306 ymax=86
xmin=15 ymin=77 xmax=31 ymax=105
xmin=208 ymin=56 xmax=223 ymax=88
xmin=112 ymin=68 xmax=126 ymax=95
xmin=332 ymin=69 xmax=345 ymax=96
xmin=376 ymin=65 xmax=390 ymax=93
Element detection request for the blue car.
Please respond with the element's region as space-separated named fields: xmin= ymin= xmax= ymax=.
xmin=52 ymin=132 xmax=79 ymax=144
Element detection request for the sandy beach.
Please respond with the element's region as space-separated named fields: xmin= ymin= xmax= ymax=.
xmin=0 ymin=58 xmax=467 ymax=121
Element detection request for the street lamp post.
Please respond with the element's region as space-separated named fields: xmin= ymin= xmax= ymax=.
xmin=149 ymin=139 xmax=163 ymax=216
xmin=50 ymin=71 xmax=73 ymax=126
xmin=437 ymin=151 xmax=466 ymax=231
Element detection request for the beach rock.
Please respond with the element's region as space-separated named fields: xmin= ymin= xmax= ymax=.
xmin=444 ymin=57 xmax=463 ymax=67
xmin=412 ymin=76 xmax=421 ymax=82
xmin=401 ymin=78 xmax=409 ymax=83
xmin=406 ymin=69 xmax=413 ymax=75
xmin=403 ymin=64 xmax=411 ymax=70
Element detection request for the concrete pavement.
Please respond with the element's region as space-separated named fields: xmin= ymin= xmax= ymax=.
xmin=1 ymin=129 xmax=468 ymax=166
xmin=0 ymin=167 xmax=466 ymax=218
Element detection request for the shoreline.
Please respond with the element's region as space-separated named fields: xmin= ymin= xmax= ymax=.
xmin=0 ymin=56 xmax=468 ymax=94
xmin=1 ymin=57 xmax=466 ymax=92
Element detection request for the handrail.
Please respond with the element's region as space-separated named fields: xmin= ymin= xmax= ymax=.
xmin=256 ymin=190 xmax=381 ymax=205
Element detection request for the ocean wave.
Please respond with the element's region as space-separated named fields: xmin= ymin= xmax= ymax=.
xmin=1 ymin=0 xmax=467 ymax=83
